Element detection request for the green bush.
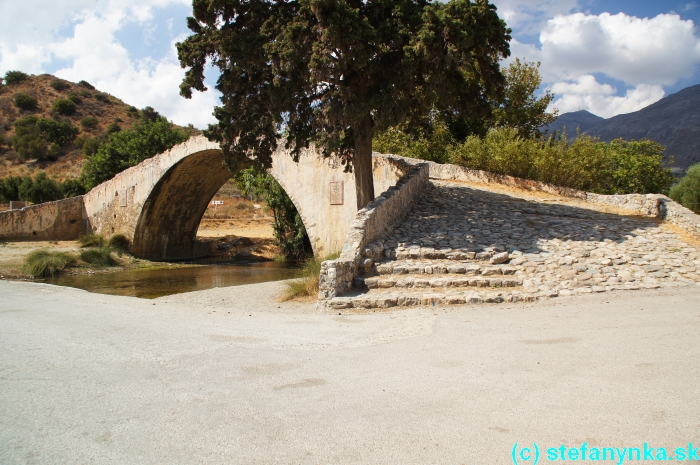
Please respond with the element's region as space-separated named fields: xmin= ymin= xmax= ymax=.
xmin=20 ymin=249 xmax=76 ymax=278
xmin=79 ymin=246 xmax=116 ymax=267
xmin=80 ymin=116 xmax=99 ymax=130
xmin=106 ymin=122 xmax=121 ymax=134
xmin=669 ymin=163 xmax=700 ymax=213
xmin=4 ymin=70 xmax=29 ymax=85
xmin=0 ymin=175 xmax=25 ymax=201
xmin=49 ymin=79 xmax=70 ymax=91
xmin=17 ymin=172 xmax=63 ymax=204
xmin=67 ymin=93 xmax=82 ymax=104
xmin=52 ymin=98 xmax=77 ymax=116
xmin=447 ymin=128 xmax=675 ymax=195
xmin=94 ymin=92 xmax=110 ymax=103
xmin=108 ymin=234 xmax=131 ymax=255
xmin=13 ymin=93 xmax=37 ymax=110
xmin=60 ymin=178 xmax=87 ymax=197
xmin=126 ymin=105 xmax=139 ymax=117
xmin=78 ymin=80 xmax=95 ymax=90
xmin=81 ymin=116 xmax=190 ymax=189
xmin=35 ymin=118 xmax=79 ymax=146
xmin=78 ymin=233 xmax=106 ymax=248
xmin=12 ymin=116 xmax=47 ymax=160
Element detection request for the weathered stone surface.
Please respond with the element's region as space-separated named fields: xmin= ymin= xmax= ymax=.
xmin=490 ymin=252 xmax=510 ymax=264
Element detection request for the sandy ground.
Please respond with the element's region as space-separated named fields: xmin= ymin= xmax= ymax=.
xmin=1 ymin=279 xmax=699 ymax=464
xmin=196 ymin=217 xmax=274 ymax=239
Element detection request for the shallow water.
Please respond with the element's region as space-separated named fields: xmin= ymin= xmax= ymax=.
xmin=44 ymin=261 xmax=299 ymax=299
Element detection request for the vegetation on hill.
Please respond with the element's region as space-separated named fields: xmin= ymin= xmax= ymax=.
xmin=0 ymin=70 xmax=196 ymax=203
xmin=0 ymin=70 xmax=196 ymax=183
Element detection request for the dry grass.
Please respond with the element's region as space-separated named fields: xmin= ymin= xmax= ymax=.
xmin=20 ymin=249 xmax=76 ymax=277
xmin=279 ymin=253 xmax=340 ymax=302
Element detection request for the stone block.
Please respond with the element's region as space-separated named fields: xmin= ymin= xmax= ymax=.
xmin=397 ymin=296 xmax=421 ymax=306
xmin=329 ymin=298 xmax=354 ymax=309
xmin=364 ymin=277 xmax=380 ymax=289
xmin=490 ymin=252 xmax=510 ymax=264
xmin=421 ymin=294 xmax=444 ymax=305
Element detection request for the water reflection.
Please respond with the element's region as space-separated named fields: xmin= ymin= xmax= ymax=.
xmin=44 ymin=262 xmax=298 ymax=299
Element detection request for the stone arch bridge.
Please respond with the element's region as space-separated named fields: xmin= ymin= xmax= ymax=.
xmin=0 ymin=136 xmax=407 ymax=260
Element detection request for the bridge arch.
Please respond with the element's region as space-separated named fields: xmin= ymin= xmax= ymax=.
xmin=82 ymin=136 xmax=406 ymax=261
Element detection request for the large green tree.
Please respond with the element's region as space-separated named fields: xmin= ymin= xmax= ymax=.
xmin=178 ymin=0 xmax=511 ymax=209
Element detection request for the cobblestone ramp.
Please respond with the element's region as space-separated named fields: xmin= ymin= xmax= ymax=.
xmin=329 ymin=181 xmax=700 ymax=309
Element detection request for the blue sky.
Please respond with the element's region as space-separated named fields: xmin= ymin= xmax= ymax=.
xmin=1 ymin=0 xmax=699 ymax=126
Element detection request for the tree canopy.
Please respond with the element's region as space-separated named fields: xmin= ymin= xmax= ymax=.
xmin=178 ymin=0 xmax=511 ymax=209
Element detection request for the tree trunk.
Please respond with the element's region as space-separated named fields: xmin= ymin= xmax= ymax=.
xmin=353 ymin=114 xmax=375 ymax=210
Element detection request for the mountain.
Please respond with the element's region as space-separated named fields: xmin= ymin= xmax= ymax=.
xmin=545 ymin=85 xmax=700 ymax=170
xmin=585 ymin=85 xmax=700 ymax=170
xmin=543 ymin=110 xmax=604 ymax=135
xmin=0 ymin=73 xmax=188 ymax=181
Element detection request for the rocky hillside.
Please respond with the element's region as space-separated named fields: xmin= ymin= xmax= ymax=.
xmin=0 ymin=73 xmax=188 ymax=180
xmin=545 ymin=85 xmax=700 ymax=171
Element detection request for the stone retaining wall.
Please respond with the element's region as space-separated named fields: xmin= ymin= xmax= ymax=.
xmin=0 ymin=196 xmax=85 ymax=242
xmin=317 ymin=157 xmax=429 ymax=308
xmin=428 ymin=161 xmax=700 ymax=239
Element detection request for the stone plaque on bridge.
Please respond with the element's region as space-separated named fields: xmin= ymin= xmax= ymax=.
xmin=329 ymin=181 xmax=344 ymax=205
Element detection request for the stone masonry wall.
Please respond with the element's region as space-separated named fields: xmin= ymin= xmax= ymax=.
xmin=0 ymin=196 xmax=85 ymax=242
xmin=317 ymin=157 xmax=429 ymax=308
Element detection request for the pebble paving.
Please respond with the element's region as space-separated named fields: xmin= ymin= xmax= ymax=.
xmin=331 ymin=181 xmax=700 ymax=309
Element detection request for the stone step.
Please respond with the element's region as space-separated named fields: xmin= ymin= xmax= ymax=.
xmin=372 ymin=261 xmax=518 ymax=277
xmin=361 ymin=274 xmax=523 ymax=290
xmin=328 ymin=289 xmax=539 ymax=310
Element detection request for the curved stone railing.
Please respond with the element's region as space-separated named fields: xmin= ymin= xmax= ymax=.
xmin=317 ymin=156 xmax=429 ymax=309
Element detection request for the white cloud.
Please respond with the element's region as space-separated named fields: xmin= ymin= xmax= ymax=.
xmin=491 ymin=0 xmax=579 ymax=35
xmin=539 ymin=12 xmax=700 ymax=86
xmin=548 ymin=75 xmax=665 ymax=118
xmin=0 ymin=0 xmax=217 ymax=128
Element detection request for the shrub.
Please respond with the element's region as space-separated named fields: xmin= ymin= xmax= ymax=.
xmin=61 ymin=178 xmax=87 ymax=197
xmin=20 ymin=249 xmax=76 ymax=278
xmin=12 ymin=117 xmax=47 ymax=160
xmin=80 ymin=116 xmax=99 ymax=130
xmin=78 ymin=233 xmax=106 ymax=248
xmin=13 ymin=93 xmax=37 ymax=110
xmin=67 ymin=93 xmax=82 ymax=104
xmin=106 ymin=122 xmax=121 ymax=134
xmin=50 ymin=79 xmax=70 ymax=91
xmin=94 ymin=92 xmax=110 ymax=103
xmin=126 ymin=106 xmax=139 ymax=117
xmin=78 ymin=80 xmax=95 ymax=90
xmin=35 ymin=118 xmax=79 ymax=146
xmin=81 ymin=116 xmax=190 ymax=189
xmin=79 ymin=90 xmax=92 ymax=98
xmin=81 ymin=136 xmax=102 ymax=157
xmin=52 ymin=98 xmax=77 ymax=116
xmin=4 ymin=70 xmax=29 ymax=85
xmin=669 ymin=163 xmax=700 ymax=213
xmin=0 ymin=175 xmax=25 ymax=201
xmin=108 ymin=234 xmax=131 ymax=255
xmin=140 ymin=106 xmax=160 ymax=121
xmin=17 ymin=172 xmax=63 ymax=204
xmin=79 ymin=246 xmax=116 ymax=267
xmin=447 ymin=128 xmax=675 ymax=195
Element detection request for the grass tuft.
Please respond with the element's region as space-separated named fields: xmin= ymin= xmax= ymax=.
xmin=79 ymin=246 xmax=116 ymax=267
xmin=20 ymin=249 xmax=76 ymax=278
xmin=78 ymin=234 xmax=106 ymax=248
xmin=279 ymin=253 xmax=340 ymax=302
xmin=108 ymin=234 xmax=131 ymax=256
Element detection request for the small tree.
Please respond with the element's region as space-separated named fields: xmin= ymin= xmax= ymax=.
xmin=178 ymin=0 xmax=511 ymax=209
xmin=17 ymin=172 xmax=64 ymax=204
xmin=50 ymin=79 xmax=70 ymax=91
xmin=492 ymin=59 xmax=557 ymax=138
xmin=4 ymin=70 xmax=29 ymax=85
xmin=52 ymin=98 xmax=77 ymax=116
xmin=13 ymin=93 xmax=38 ymax=111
